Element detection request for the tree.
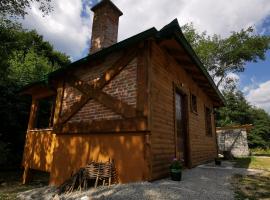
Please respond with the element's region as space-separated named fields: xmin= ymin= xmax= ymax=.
xmin=216 ymin=89 xmax=270 ymax=149
xmin=182 ymin=23 xmax=270 ymax=88
xmin=0 ymin=0 xmax=52 ymax=18
xmin=248 ymin=108 xmax=270 ymax=148
xmin=0 ymin=18 xmax=70 ymax=85
xmin=0 ymin=18 xmax=70 ymax=168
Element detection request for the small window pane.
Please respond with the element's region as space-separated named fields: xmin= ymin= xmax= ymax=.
xmin=205 ymin=106 xmax=212 ymax=136
xmin=35 ymin=96 xmax=56 ymax=129
xmin=190 ymin=94 xmax=197 ymax=113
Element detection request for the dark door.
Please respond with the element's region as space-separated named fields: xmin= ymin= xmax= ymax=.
xmin=175 ymin=91 xmax=188 ymax=166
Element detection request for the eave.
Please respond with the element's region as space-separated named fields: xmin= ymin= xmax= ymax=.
xmin=19 ymin=19 xmax=225 ymax=106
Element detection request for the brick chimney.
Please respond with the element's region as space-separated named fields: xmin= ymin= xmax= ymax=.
xmin=90 ymin=0 xmax=123 ymax=53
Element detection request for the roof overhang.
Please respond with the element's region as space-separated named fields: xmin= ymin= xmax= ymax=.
xmin=216 ymin=124 xmax=253 ymax=131
xmin=19 ymin=80 xmax=56 ymax=99
xmin=19 ymin=19 xmax=225 ymax=106
xmin=157 ymin=19 xmax=225 ymax=107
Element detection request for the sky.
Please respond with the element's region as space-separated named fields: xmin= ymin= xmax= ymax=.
xmin=20 ymin=0 xmax=270 ymax=113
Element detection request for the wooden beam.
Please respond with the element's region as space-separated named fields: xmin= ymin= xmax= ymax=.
xmin=56 ymin=117 xmax=148 ymax=134
xmin=167 ymin=49 xmax=188 ymax=58
xmin=27 ymin=98 xmax=39 ymax=130
xmin=94 ymin=47 xmax=138 ymax=89
xmin=138 ymin=40 xmax=153 ymax=181
xmin=58 ymin=48 xmax=138 ymax=124
xmin=68 ymin=75 xmax=138 ymax=118
xmin=175 ymin=59 xmax=194 ymax=67
xmin=53 ymin=79 xmax=65 ymax=125
xmin=58 ymin=93 xmax=93 ymax=124
xmin=137 ymin=41 xmax=151 ymax=117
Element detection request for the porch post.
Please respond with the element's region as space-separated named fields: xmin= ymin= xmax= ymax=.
xmin=27 ymin=98 xmax=39 ymax=130
xmin=22 ymin=165 xmax=32 ymax=184
xmin=23 ymin=98 xmax=38 ymax=184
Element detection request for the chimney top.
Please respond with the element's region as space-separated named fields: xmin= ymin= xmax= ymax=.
xmin=91 ymin=0 xmax=123 ymax=16
xmin=90 ymin=0 xmax=123 ymax=53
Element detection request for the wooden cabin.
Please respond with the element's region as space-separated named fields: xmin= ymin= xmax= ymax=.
xmin=21 ymin=0 xmax=224 ymax=186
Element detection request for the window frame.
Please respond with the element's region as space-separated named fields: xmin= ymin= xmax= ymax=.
xmin=205 ymin=106 xmax=213 ymax=137
xmin=34 ymin=95 xmax=56 ymax=130
xmin=190 ymin=93 xmax=198 ymax=114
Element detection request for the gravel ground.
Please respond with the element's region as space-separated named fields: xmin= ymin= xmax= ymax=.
xmin=18 ymin=162 xmax=262 ymax=200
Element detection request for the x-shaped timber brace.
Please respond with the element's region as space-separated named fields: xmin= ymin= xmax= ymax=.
xmin=54 ymin=46 xmax=149 ymax=134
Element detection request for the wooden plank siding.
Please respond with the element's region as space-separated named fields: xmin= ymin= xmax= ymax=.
xmin=22 ymin=39 xmax=219 ymax=185
xmin=149 ymin=42 xmax=217 ymax=180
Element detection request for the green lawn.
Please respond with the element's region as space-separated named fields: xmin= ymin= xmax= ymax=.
xmin=231 ymin=156 xmax=270 ymax=199
xmin=0 ymin=170 xmax=48 ymax=200
xmin=232 ymin=172 xmax=270 ymax=200
xmin=250 ymin=148 xmax=270 ymax=157
xmin=233 ymin=156 xmax=270 ymax=171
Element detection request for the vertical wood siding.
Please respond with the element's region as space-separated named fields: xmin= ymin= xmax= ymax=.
xmin=150 ymin=42 xmax=217 ymax=179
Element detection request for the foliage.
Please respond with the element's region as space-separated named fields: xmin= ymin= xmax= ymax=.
xmin=170 ymin=158 xmax=182 ymax=170
xmin=182 ymin=23 xmax=270 ymax=88
xmin=216 ymin=89 xmax=270 ymax=148
xmin=0 ymin=0 xmax=52 ymax=18
xmin=0 ymin=18 xmax=70 ymax=86
xmin=248 ymin=109 xmax=270 ymax=148
xmin=0 ymin=83 xmax=31 ymax=168
xmin=0 ymin=140 xmax=11 ymax=166
xmin=216 ymin=90 xmax=252 ymax=126
xmin=0 ymin=18 xmax=70 ymax=168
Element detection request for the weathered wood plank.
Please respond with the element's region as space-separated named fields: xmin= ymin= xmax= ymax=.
xmin=53 ymin=79 xmax=65 ymax=125
xmin=56 ymin=117 xmax=148 ymax=134
xmin=27 ymin=98 xmax=39 ymax=130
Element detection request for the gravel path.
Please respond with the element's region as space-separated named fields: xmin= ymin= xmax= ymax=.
xmin=18 ymin=162 xmax=262 ymax=200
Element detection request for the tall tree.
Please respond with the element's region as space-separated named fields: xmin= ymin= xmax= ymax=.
xmin=0 ymin=18 xmax=70 ymax=168
xmin=216 ymin=90 xmax=253 ymax=127
xmin=216 ymin=89 xmax=270 ymax=149
xmin=182 ymin=23 xmax=270 ymax=88
xmin=0 ymin=0 xmax=52 ymax=18
xmin=0 ymin=18 xmax=70 ymax=85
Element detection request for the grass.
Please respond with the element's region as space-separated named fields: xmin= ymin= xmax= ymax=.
xmin=232 ymin=172 xmax=270 ymax=200
xmin=250 ymin=148 xmax=270 ymax=157
xmin=233 ymin=156 xmax=270 ymax=171
xmin=0 ymin=170 xmax=49 ymax=200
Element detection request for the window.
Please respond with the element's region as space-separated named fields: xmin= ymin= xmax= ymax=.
xmin=205 ymin=106 xmax=212 ymax=136
xmin=190 ymin=93 xmax=197 ymax=113
xmin=35 ymin=96 xmax=56 ymax=129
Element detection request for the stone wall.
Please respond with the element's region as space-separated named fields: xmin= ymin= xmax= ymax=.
xmin=217 ymin=127 xmax=250 ymax=157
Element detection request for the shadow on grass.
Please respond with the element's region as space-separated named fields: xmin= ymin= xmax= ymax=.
xmin=232 ymin=157 xmax=252 ymax=169
xmin=232 ymin=156 xmax=270 ymax=171
xmin=0 ymin=169 xmax=49 ymax=200
xmin=251 ymin=153 xmax=270 ymax=157
xmin=232 ymin=173 xmax=270 ymax=200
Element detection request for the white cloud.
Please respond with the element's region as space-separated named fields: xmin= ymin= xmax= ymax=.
xmin=242 ymin=77 xmax=258 ymax=93
xmin=21 ymin=0 xmax=270 ymax=60
xmin=20 ymin=0 xmax=92 ymax=60
xmin=246 ymin=80 xmax=270 ymax=113
xmin=114 ymin=0 xmax=270 ymax=41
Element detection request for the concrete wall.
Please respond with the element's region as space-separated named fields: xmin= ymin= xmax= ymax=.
xmin=217 ymin=127 xmax=250 ymax=157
